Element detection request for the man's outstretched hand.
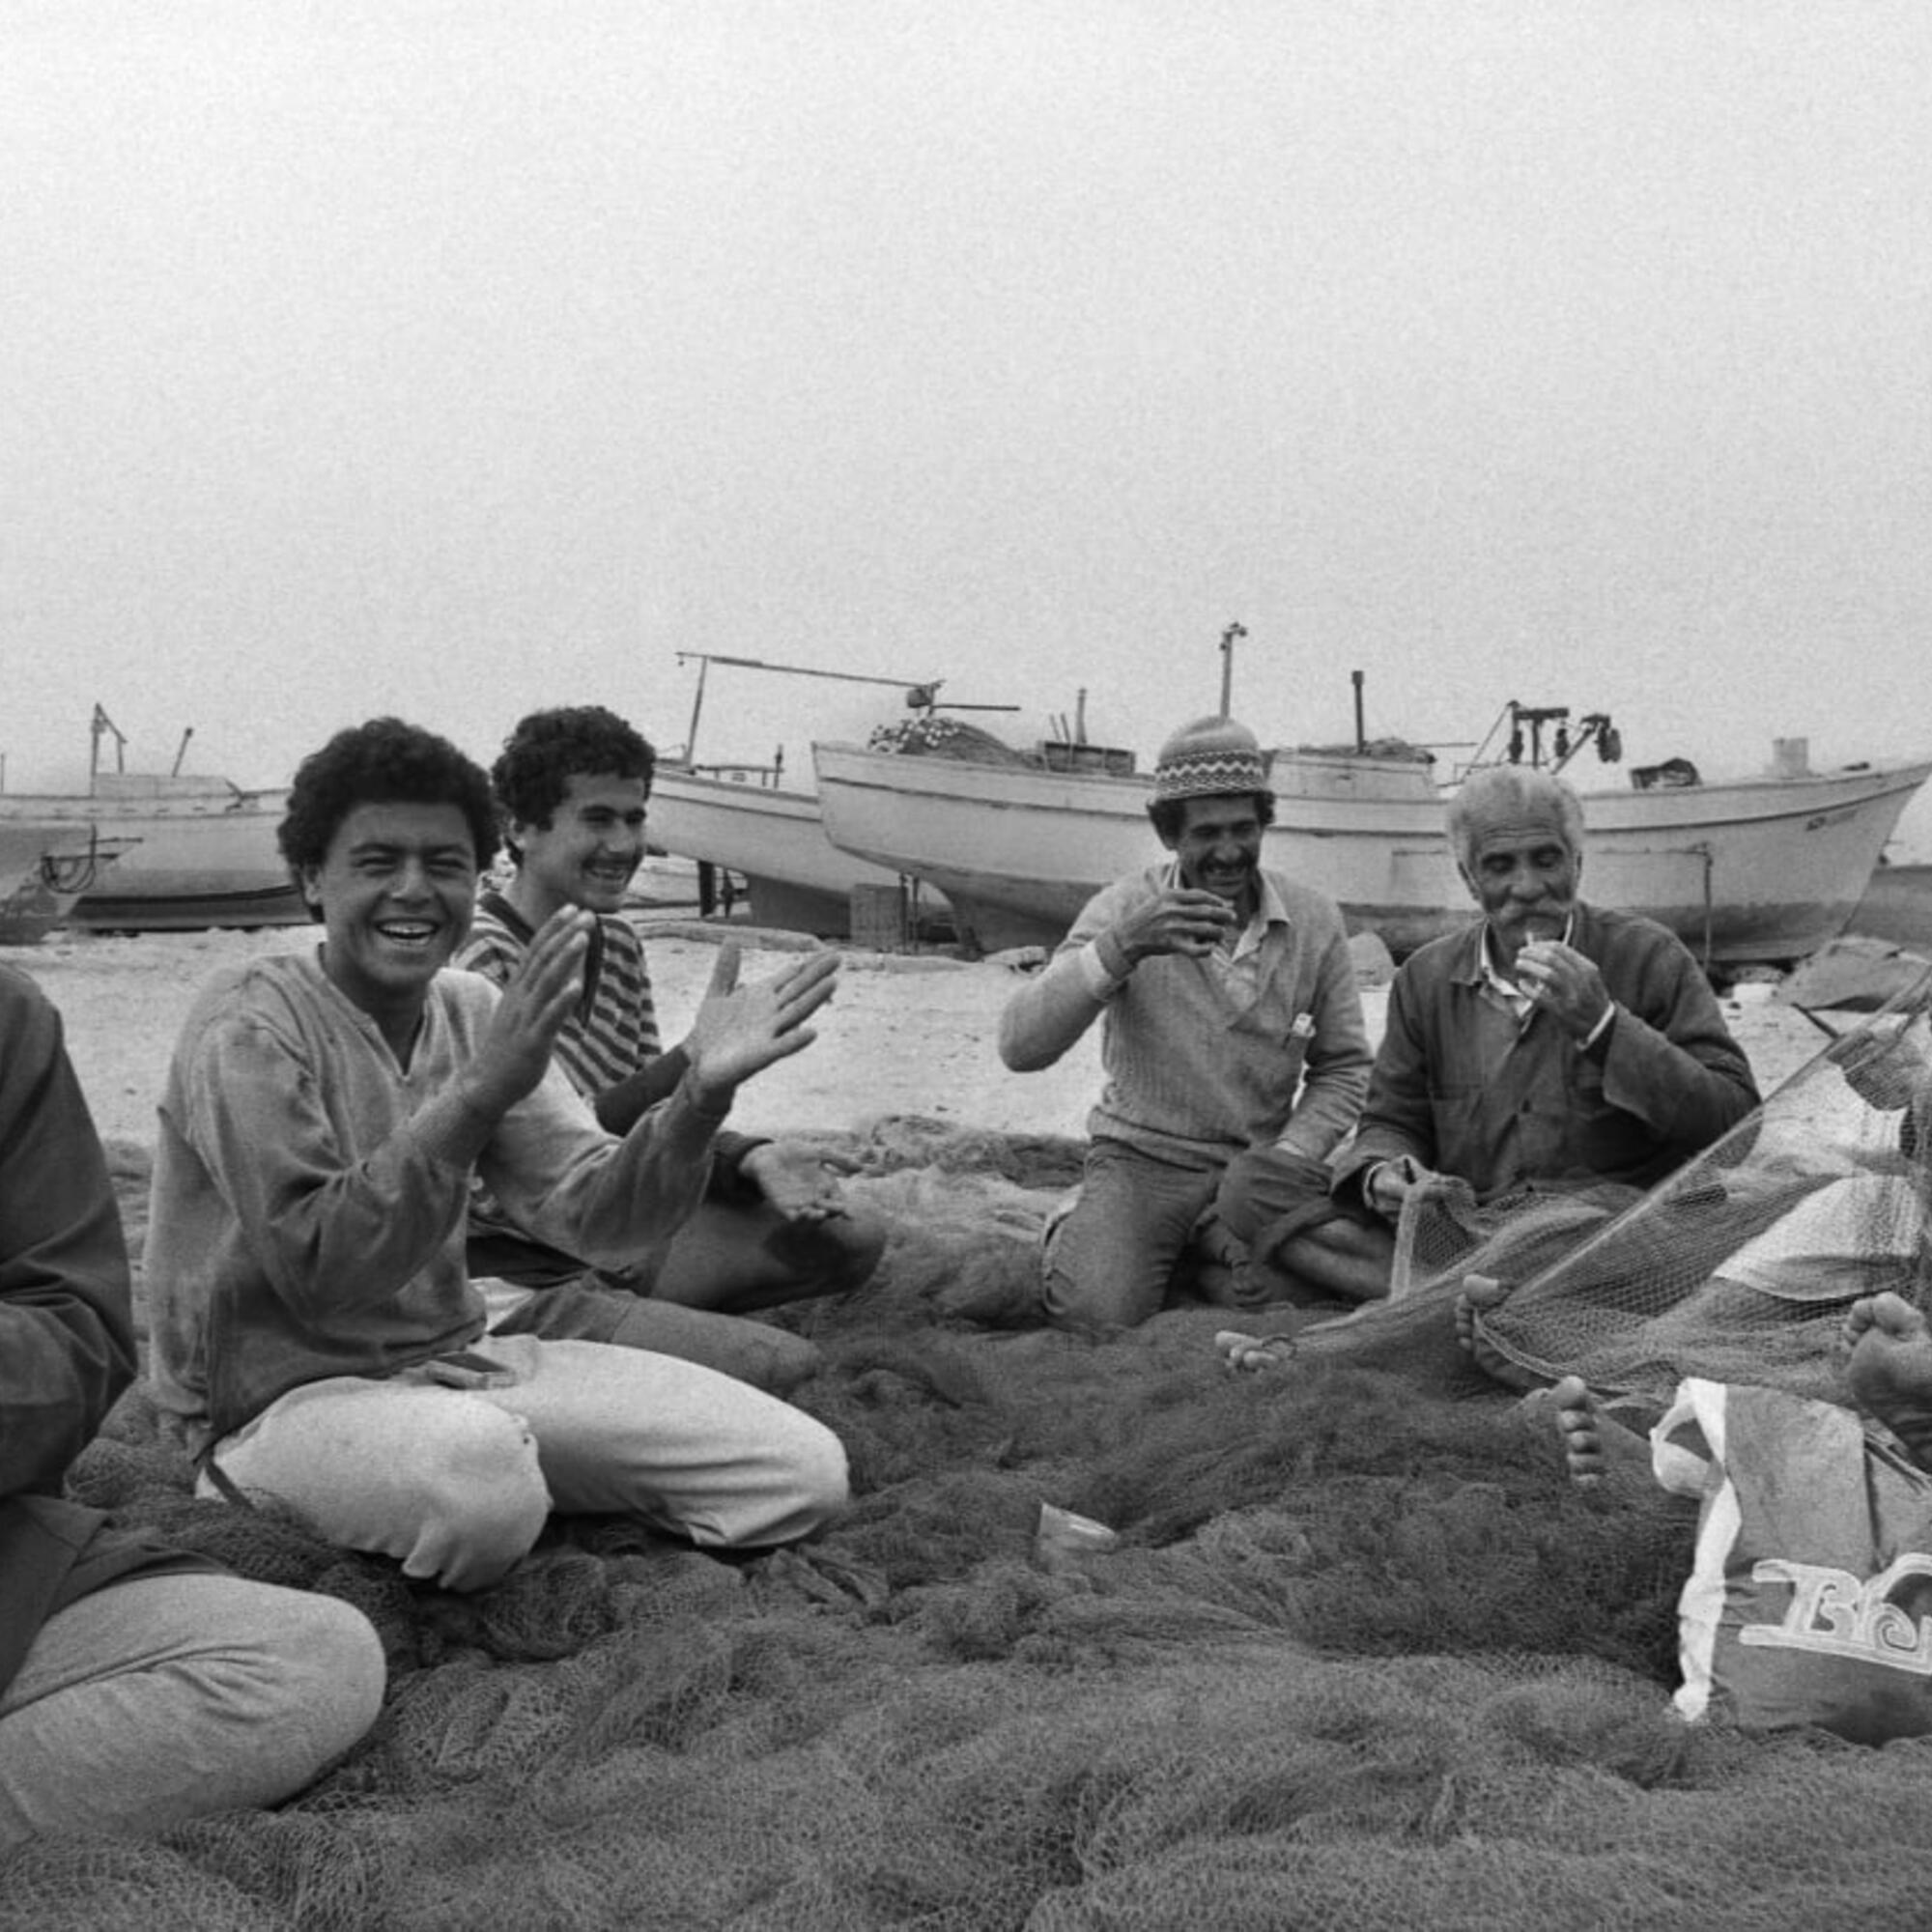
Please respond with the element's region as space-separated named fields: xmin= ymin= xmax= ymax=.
xmin=684 ymin=943 xmax=839 ymax=1108
xmin=740 ymin=1141 xmax=857 ymax=1222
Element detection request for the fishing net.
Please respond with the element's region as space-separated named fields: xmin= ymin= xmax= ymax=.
xmin=865 ymin=717 xmax=1044 ymax=767
xmin=14 ymin=1109 xmax=1932 ymax=1926
xmin=1293 ymin=968 xmax=1932 ymax=1405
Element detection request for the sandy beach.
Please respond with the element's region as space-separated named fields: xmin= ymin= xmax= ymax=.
xmin=10 ymin=914 xmax=1838 ymax=1151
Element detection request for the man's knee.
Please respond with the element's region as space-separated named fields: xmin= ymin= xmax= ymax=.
xmin=235 ymin=1585 xmax=387 ymax=1774
xmin=402 ymin=1402 xmax=554 ymax=1590
xmin=1040 ymin=1240 xmax=1151 ymax=1336
xmin=720 ymin=1414 xmax=850 ymax=1548
xmin=1216 ymin=1146 xmax=1337 ymax=1246
xmin=786 ymin=1420 xmax=851 ymax=1537
xmin=775 ymin=1205 xmax=889 ymax=1296
xmin=828 ymin=1206 xmax=888 ymax=1291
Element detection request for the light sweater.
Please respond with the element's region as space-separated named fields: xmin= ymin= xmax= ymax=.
xmin=998 ymin=865 xmax=1372 ymax=1171
xmin=144 ymin=950 xmax=728 ymax=1452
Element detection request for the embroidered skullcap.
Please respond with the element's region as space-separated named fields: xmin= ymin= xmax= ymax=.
xmin=1151 ymin=716 xmax=1270 ymax=804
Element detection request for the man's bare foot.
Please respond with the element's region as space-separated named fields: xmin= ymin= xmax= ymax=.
xmin=1844 ymin=1293 xmax=1932 ymax=1469
xmin=1454 ymin=1274 xmax=1549 ymax=1393
xmin=1549 ymin=1375 xmax=1606 ymax=1487
xmin=1215 ymin=1328 xmax=1294 ymax=1374
xmin=1519 ymin=1375 xmax=1654 ymax=1492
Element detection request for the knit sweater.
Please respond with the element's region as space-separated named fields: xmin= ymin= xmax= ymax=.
xmin=998 ymin=866 xmax=1372 ymax=1171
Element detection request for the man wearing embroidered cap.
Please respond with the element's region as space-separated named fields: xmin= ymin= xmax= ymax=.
xmin=997 ymin=715 xmax=1373 ymax=1334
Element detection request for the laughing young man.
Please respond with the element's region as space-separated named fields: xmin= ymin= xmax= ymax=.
xmin=996 ymin=715 xmax=1373 ymax=1335
xmin=454 ymin=706 xmax=884 ymax=1393
xmin=144 ymin=718 xmax=848 ymax=1594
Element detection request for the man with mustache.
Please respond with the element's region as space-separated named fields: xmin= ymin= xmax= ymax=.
xmin=998 ymin=715 xmax=1373 ymax=1335
xmin=1223 ymin=762 xmax=1759 ymax=1311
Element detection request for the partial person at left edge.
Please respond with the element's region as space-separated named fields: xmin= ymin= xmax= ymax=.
xmin=0 ymin=963 xmax=384 ymax=1853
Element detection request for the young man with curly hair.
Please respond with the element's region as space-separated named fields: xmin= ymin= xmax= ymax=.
xmin=144 ymin=717 xmax=849 ymax=1594
xmin=455 ymin=705 xmax=884 ymax=1394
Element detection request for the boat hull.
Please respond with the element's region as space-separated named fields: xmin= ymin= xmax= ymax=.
xmin=0 ymin=823 xmax=108 ymax=945
xmin=1845 ymin=864 xmax=1932 ymax=953
xmin=812 ymin=742 xmax=1932 ymax=967
xmin=0 ymin=782 xmax=307 ymax=933
xmin=647 ymin=767 xmax=950 ymax=938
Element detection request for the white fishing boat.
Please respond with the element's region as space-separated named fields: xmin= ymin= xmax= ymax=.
xmin=0 ymin=710 xmax=307 ymax=934
xmin=0 ymin=821 xmax=118 ymax=945
xmin=812 ymin=723 xmax=1932 ymax=969
xmin=0 ymin=774 xmax=304 ymax=932
xmin=647 ymin=763 xmax=948 ymax=938
xmin=640 ymin=651 xmax=987 ymax=938
xmin=71 ymin=775 xmax=304 ymax=930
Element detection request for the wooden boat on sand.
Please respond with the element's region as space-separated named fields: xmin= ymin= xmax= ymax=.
xmin=812 ymin=731 xmax=1932 ymax=969
xmin=0 ymin=821 xmax=118 ymax=945
xmin=647 ymin=764 xmax=951 ymax=939
xmin=0 ymin=774 xmax=304 ymax=933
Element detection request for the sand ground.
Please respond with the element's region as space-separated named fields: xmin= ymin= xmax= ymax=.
xmin=8 ymin=916 xmax=1834 ymax=1151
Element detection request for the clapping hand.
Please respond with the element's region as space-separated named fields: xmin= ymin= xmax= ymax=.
xmin=684 ymin=943 xmax=839 ymax=1107
xmin=468 ymin=907 xmax=596 ymax=1114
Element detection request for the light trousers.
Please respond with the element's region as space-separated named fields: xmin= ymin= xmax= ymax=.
xmin=200 ymin=1333 xmax=850 ymax=1593
xmin=0 ymin=1574 xmax=384 ymax=1853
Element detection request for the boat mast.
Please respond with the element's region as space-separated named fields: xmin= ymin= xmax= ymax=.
xmin=1216 ymin=622 xmax=1247 ymax=717
xmin=89 ymin=704 xmax=128 ymax=785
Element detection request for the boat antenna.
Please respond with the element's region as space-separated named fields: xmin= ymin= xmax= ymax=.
xmin=1217 ymin=622 xmax=1247 ymax=718
xmin=90 ymin=703 xmax=128 ymax=782
xmin=1351 ymin=670 xmax=1366 ymax=753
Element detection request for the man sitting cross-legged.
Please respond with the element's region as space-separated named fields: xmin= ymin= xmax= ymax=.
xmin=144 ymin=718 xmax=849 ymax=1596
xmin=456 ymin=705 xmax=885 ymax=1394
xmin=1216 ymin=762 xmax=1758 ymax=1370
xmin=997 ymin=714 xmax=1372 ymax=1336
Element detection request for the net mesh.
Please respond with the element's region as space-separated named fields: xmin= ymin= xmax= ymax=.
xmin=1295 ymin=968 xmax=1932 ymax=1404
xmin=12 ymin=1072 xmax=1932 ymax=1928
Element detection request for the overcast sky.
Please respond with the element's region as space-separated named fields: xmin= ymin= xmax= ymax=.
xmin=5 ymin=3 xmax=1929 ymax=848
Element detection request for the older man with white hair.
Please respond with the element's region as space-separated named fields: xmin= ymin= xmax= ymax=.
xmin=998 ymin=715 xmax=1373 ymax=1335
xmin=1223 ymin=761 xmax=1760 ymax=1310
